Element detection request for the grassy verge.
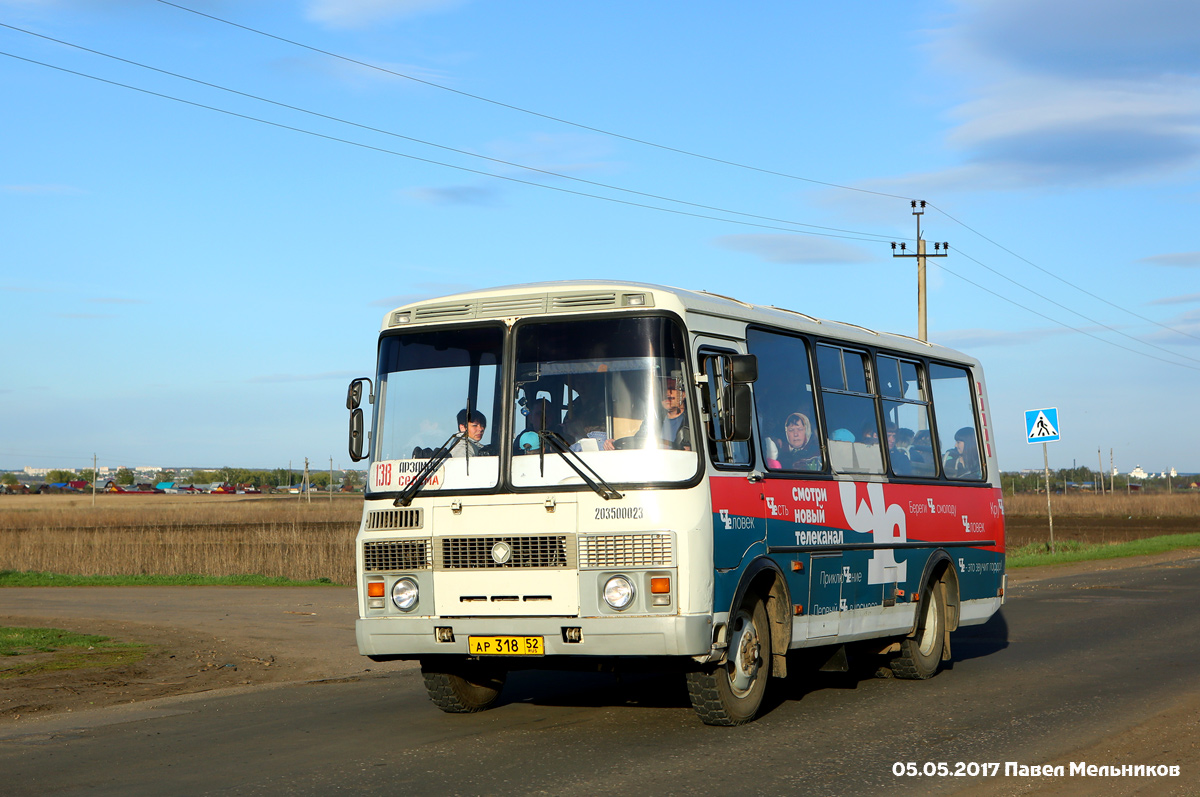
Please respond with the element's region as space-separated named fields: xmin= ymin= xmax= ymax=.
xmin=0 ymin=571 xmax=343 ymax=587
xmin=1008 ymin=533 xmax=1200 ymax=568
xmin=0 ymin=626 xmax=146 ymax=679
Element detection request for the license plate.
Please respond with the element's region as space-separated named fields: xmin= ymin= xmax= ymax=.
xmin=467 ymin=636 xmax=544 ymax=656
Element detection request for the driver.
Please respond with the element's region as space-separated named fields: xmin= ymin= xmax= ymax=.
xmin=450 ymin=409 xmax=488 ymax=457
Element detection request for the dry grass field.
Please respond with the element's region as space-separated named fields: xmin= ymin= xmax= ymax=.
xmin=2 ymin=490 xmax=1197 ymax=582
xmin=0 ymin=493 xmax=362 ymax=584
xmin=1004 ymin=491 xmax=1200 ymax=518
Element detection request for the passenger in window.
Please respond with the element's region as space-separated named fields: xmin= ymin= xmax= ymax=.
xmin=565 ymin=400 xmax=612 ymax=452
xmin=943 ymin=427 xmax=981 ymax=479
xmin=516 ymin=398 xmax=562 ymax=453
xmin=887 ymin=422 xmax=913 ymax=474
xmin=618 ymin=377 xmax=691 ymax=451
xmin=451 ymin=409 xmax=489 ymax=457
xmin=772 ymin=412 xmax=821 ymax=471
xmin=895 ymin=427 xmax=915 ymax=457
xmin=860 ymin=425 xmax=880 ymax=447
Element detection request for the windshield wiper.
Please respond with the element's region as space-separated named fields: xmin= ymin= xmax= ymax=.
xmin=394 ymin=431 xmax=464 ymax=507
xmin=533 ymin=431 xmax=624 ymax=501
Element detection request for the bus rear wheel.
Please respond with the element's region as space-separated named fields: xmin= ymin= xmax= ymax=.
xmin=686 ymin=595 xmax=770 ymax=726
xmin=420 ymin=659 xmax=507 ymax=713
xmin=891 ymin=582 xmax=946 ymax=680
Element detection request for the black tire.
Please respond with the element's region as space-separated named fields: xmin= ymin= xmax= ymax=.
xmin=686 ymin=595 xmax=770 ymax=726
xmin=420 ymin=659 xmax=507 ymax=713
xmin=891 ymin=582 xmax=946 ymax=680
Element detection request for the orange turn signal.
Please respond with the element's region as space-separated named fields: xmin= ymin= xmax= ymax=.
xmin=367 ymin=581 xmax=385 ymax=598
xmin=650 ymin=577 xmax=671 ymax=594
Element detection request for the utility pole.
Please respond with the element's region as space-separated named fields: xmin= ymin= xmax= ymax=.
xmin=301 ymin=458 xmax=311 ymax=504
xmin=891 ymin=200 xmax=948 ymax=342
xmin=1097 ymin=448 xmax=1104 ymax=495
xmin=329 ymin=457 xmax=334 ymax=503
xmin=92 ymin=453 xmax=97 ymax=508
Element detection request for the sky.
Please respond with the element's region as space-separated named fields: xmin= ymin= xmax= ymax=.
xmin=2 ymin=0 xmax=1198 ymax=476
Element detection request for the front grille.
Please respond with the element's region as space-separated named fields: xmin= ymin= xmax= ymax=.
xmin=363 ymin=539 xmax=430 ymax=572
xmin=579 ymin=533 xmax=673 ymax=569
xmin=439 ymin=535 xmax=571 ymax=570
xmin=366 ymin=507 xmax=423 ymax=531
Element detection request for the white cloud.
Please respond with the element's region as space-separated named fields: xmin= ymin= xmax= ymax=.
xmin=305 ymin=0 xmax=466 ymax=29
xmin=3 ymin=184 xmax=84 ymax=195
xmin=922 ymin=1 xmax=1200 ymax=188
xmin=370 ymin=283 xmax=477 ymax=306
xmin=1139 ymin=252 xmax=1200 ymax=267
xmin=712 ymin=234 xmax=877 ymax=265
xmin=933 ymin=326 xmax=1074 ymax=348
xmin=1149 ymin=293 xmax=1200 ymax=305
xmin=403 ymin=184 xmax=500 ymax=206
xmin=247 ymin=371 xmax=364 ymax=384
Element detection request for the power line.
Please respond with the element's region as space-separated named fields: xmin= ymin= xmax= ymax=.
xmin=152 ymin=1 xmax=1196 ymax=351
xmin=7 ymin=35 xmax=1195 ymax=374
xmin=0 ymin=23 xmax=896 ymax=244
xmin=950 ymin=246 xmax=1200 ymax=367
xmin=153 ymin=0 xmax=914 ymax=203
xmin=928 ymin=202 xmax=1200 ymax=344
xmin=930 ymin=259 xmax=1200 ymax=372
xmin=0 ymin=49 xmax=894 ymax=243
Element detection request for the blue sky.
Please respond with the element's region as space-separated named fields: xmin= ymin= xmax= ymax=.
xmin=2 ymin=0 xmax=1198 ymax=476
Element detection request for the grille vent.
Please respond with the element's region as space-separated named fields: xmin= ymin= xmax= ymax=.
xmin=438 ymin=535 xmax=572 ymax=570
xmin=551 ymin=292 xmax=618 ymax=310
xmin=579 ymin=533 xmax=673 ymax=569
xmin=366 ymin=507 xmax=423 ymax=531
xmin=413 ymin=303 xmax=474 ymax=322
xmin=363 ymin=539 xmax=430 ymax=572
xmin=480 ymin=296 xmax=547 ymax=317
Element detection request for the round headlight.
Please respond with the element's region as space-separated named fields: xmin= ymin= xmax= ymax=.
xmin=391 ymin=577 xmax=419 ymax=611
xmin=603 ymin=575 xmax=636 ymax=611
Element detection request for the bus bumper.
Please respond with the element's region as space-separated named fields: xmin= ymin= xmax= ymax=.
xmin=357 ymin=614 xmax=714 ymax=658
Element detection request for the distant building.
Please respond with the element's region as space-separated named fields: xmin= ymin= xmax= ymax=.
xmin=1129 ymin=465 xmax=1148 ymax=479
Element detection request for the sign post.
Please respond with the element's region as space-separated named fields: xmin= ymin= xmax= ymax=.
xmin=1025 ymin=408 xmax=1061 ymax=553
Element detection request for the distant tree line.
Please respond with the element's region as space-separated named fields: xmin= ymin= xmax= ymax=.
xmin=7 ymin=467 xmax=364 ymax=490
xmin=1003 ymin=467 xmax=1192 ymax=495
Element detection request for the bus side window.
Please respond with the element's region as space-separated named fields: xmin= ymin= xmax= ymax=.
xmin=879 ymin=354 xmax=936 ymax=478
xmin=817 ymin=345 xmax=883 ymax=475
xmin=746 ymin=329 xmax=823 ymax=473
xmin=701 ymin=351 xmax=751 ymax=468
xmin=929 ymin=363 xmax=984 ymax=481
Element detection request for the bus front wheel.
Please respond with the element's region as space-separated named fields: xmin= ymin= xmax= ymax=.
xmin=891 ymin=582 xmax=946 ymax=680
xmin=420 ymin=658 xmax=507 ymax=713
xmin=686 ymin=595 xmax=770 ymax=726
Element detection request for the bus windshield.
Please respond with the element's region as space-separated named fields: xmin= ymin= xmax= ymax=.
xmin=373 ymin=324 xmax=504 ymax=492
xmin=511 ymin=315 xmax=698 ymax=488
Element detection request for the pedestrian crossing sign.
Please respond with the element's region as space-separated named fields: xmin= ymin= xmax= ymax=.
xmin=1025 ymin=407 xmax=1060 ymax=443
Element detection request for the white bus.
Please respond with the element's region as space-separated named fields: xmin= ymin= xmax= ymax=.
xmin=346 ymin=281 xmax=1005 ymax=725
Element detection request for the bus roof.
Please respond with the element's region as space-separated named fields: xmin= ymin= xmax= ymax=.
xmin=380 ymin=280 xmax=979 ymax=366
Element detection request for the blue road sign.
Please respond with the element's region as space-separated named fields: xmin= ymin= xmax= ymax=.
xmin=1025 ymin=407 xmax=1061 ymax=444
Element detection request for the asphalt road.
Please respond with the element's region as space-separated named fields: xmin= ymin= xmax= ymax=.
xmin=3 ymin=555 xmax=1198 ymax=796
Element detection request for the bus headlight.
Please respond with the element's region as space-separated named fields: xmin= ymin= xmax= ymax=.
xmin=603 ymin=575 xmax=636 ymax=611
xmin=392 ymin=577 xmax=419 ymax=611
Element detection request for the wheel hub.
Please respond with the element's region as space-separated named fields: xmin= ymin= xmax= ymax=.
xmin=728 ymin=614 xmax=761 ymax=695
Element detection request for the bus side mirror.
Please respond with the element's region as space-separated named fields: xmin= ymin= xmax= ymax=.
xmin=724 ymin=383 xmax=755 ymax=441
xmin=701 ymin=353 xmax=757 ymax=443
xmin=347 ymin=378 xmax=372 ymax=462
xmin=726 ymin=354 xmax=758 ymax=384
xmin=349 ymin=408 xmax=366 ymax=462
